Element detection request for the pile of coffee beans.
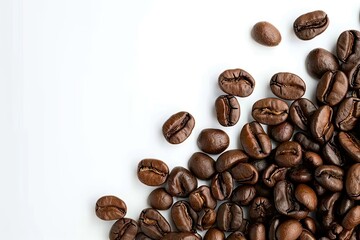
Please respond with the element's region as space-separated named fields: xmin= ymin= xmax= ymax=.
xmin=95 ymin=9 xmax=360 ymax=240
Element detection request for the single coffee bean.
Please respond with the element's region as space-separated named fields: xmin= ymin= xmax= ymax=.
xmin=303 ymin=151 xmax=323 ymax=168
xmin=251 ymin=21 xmax=282 ymax=46
xmin=109 ymin=218 xmax=139 ymax=240
xmin=299 ymin=229 xmax=317 ymax=240
xmin=162 ymin=111 xmax=195 ymax=144
xmin=262 ymin=163 xmax=288 ymax=187
xmin=215 ymin=95 xmax=241 ymax=127
xmin=322 ymin=134 xmax=346 ymax=166
xmin=218 ymin=68 xmax=255 ymax=97
xmin=270 ymin=72 xmax=306 ymax=100
xmin=268 ymin=121 xmax=294 ymax=142
xmin=342 ymin=205 xmax=360 ymax=230
xmin=294 ymin=184 xmax=318 ymax=211
xmin=335 ymin=97 xmax=360 ymax=131
xmin=211 ymin=171 xmax=233 ymax=201
xmin=166 ymin=166 xmax=197 ymax=197
xmin=197 ymin=128 xmax=230 ymax=154
xmin=275 ymin=141 xmax=302 ymax=167
xmin=276 ymin=219 xmax=303 ymax=240
xmin=216 ymin=149 xmax=249 ymax=173
xmin=240 ymin=121 xmax=272 ymax=159
xmin=290 ymin=98 xmax=317 ymax=131
xmin=148 ymin=188 xmax=173 ymax=210
xmin=248 ymin=223 xmax=266 ymax=240
xmin=226 ymin=231 xmax=246 ymax=240
xmin=139 ymin=208 xmax=171 ymax=239
xmin=343 ymin=59 xmax=360 ymax=89
xmin=196 ymin=208 xmax=216 ymax=231
xmin=269 ymin=217 xmax=281 ymax=240
xmin=310 ymin=105 xmax=335 ymax=144
xmin=216 ymin=202 xmax=243 ymax=232
xmin=137 ymin=159 xmax=169 ymax=186
xmin=306 ymin=48 xmax=339 ymax=79
xmin=230 ymin=162 xmax=259 ymax=184
xmin=338 ymin=131 xmax=360 ymax=162
xmin=95 ymin=195 xmax=127 ymax=221
xmin=231 ymin=184 xmax=256 ymax=205
xmin=293 ymin=10 xmax=329 ymax=40
xmin=315 ymin=165 xmax=344 ymax=192
xmin=203 ymin=228 xmax=225 ymax=240
xmin=345 ymin=163 xmax=360 ymax=200
xmin=188 ymin=185 xmax=217 ymax=211
xmin=337 ymin=30 xmax=360 ymax=63
xmin=288 ymin=166 xmax=313 ymax=183
xmin=294 ymin=132 xmax=321 ymax=152
xmin=301 ymin=217 xmax=317 ymax=234
xmin=188 ymin=152 xmax=216 ymax=180
xmin=252 ymin=97 xmax=289 ymax=125
xmin=249 ymin=196 xmax=275 ymax=223
xmin=316 ymin=70 xmax=348 ymax=106
xmin=161 ymin=232 xmax=202 ymax=240
xmin=171 ymin=201 xmax=197 ymax=232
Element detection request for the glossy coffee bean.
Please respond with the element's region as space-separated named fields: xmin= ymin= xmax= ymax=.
xmin=139 ymin=208 xmax=171 ymax=239
xmin=322 ymin=135 xmax=346 ymax=166
xmin=95 ymin=195 xmax=127 ymax=221
xmin=306 ymin=48 xmax=339 ymax=79
xmin=289 ymin=98 xmax=317 ymax=131
xmin=299 ymin=229 xmax=317 ymax=240
xmin=337 ymin=196 xmax=355 ymax=217
xmin=249 ymin=196 xmax=275 ymax=223
xmin=215 ymin=95 xmax=241 ymax=127
xmin=315 ymin=165 xmax=344 ymax=192
xmin=294 ymin=184 xmax=318 ymax=211
xmin=171 ymin=201 xmax=197 ymax=232
xmin=196 ymin=208 xmax=216 ymax=231
xmin=230 ymin=162 xmax=259 ymax=184
xmin=303 ymin=151 xmax=323 ymax=168
xmin=197 ymin=128 xmax=230 ymax=154
xmin=231 ymin=184 xmax=256 ymax=205
xmin=251 ymin=158 xmax=270 ymax=173
xmin=249 ymin=223 xmax=266 ymax=240
xmin=310 ymin=105 xmax=334 ymax=144
xmin=268 ymin=121 xmax=294 ymax=142
xmin=342 ymin=205 xmax=360 ymax=230
xmin=211 ymin=171 xmax=233 ymax=200
xmin=137 ymin=159 xmax=169 ymax=186
xmin=203 ymin=228 xmax=225 ymax=240
xmin=301 ymin=217 xmax=317 ymax=234
xmin=262 ymin=163 xmax=288 ymax=187
xmin=252 ymin=21 xmax=282 ymax=46
xmin=188 ymin=185 xmax=217 ymax=211
xmin=276 ymin=219 xmax=303 ymax=240
xmin=343 ymin=59 xmax=360 ymax=89
xmin=188 ymin=152 xmax=216 ymax=180
xmin=288 ymin=166 xmax=313 ymax=183
xmin=216 ymin=149 xmax=249 ymax=173
xmin=337 ymin=30 xmax=360 ymax=63
xmin=252 ymin=97 xmax=289 ymax=125
xmin=148 ymin=188 xmax=173 ymax=210
xmin=218 ymin=68 xmax=256 ymax=97
xmin=335 ymin=97 xmax=360 ymax=131
xmin=226 ymin=231 xmax=246 ymax=240
xmin=109 ymin=218 xmax=139 ymax=240
xmin=162 ymin=111 xmax=195 ymax=144
xmin=293 ymin=10 xmax=329 ymax=40
xmin=294 ymin=132 xmax=321 ymax=152
xmin=275 ymin=141 xmax=302 ymax=167
xmin=161 ymin=232 xmax=202 ymax=240
xmin=318 ymin=192 xmax=341 ymax=228
xmin=338 ymin=131 xmax=360 ymax=162
xmin=345 ymin=163 xmax=360 ymax=200
xmin=166 ymin=166 xmax=197 ymax=197
xmin=316 ymin=70 xmax=348 ymax=106
xmin=216 ymin=202 xmax=243 ymax=232
xmin=270 ymin=72 xmax=306 ymax=100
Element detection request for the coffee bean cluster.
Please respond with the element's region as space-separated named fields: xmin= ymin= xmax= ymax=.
xmin=95 ymin=9 xmax=360 ymax=240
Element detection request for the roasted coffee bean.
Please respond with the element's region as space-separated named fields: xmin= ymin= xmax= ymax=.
xmin=269 ymin=217 xmax=281 ymax=240
xmin=162 ymin=111 xmax=195 ymax=144
xmin=301 ymin=216 xmax=317 ymax=234
xmin=251 ymin=159 xmax=269 ymax=173
xmin=337 ymin=196 xmax=355 ymax=217
xmin=345 ymin=163 xmax=360 ymax=200
xmin=275 ymin=141 xmax=302 ymax=167
xmin=211 ymin=171 xmax=233 ymax=200
xmin=197 ymin=128 xmax=230 ymax=154
xmin=315 ymin=165 xmax=344 ymax=192
xmin=293 ymin=10 xmax=329 ymax=40
xmin=335 ymin=97 xmax=360 ymax=131
xmin=310 ymin=105 xmax=335 ymax=144
xmin=344 ymin=59 xmax=360 ymax=89
xmin=216 ymin=202 xmax=243 ymax=232
xmin=166 ymin=166 xmax=197 ymax=197
xmin=294 ymin=132 xmax=321 ymax=152
xmin=249 ymin=196 xmax=275 ymax=223
xmin=161 ymin=232 xmax=202 ymax=240
xmin=230 ymin=162 xmax=259 ymax=184
xmin=290 ymin=98 xmax=317 ymax=131
xmin=216 ymin=149 xmax=249 ymax=173
xmin=248 ymin=223 xmax=266 ymax=240
xmin=196 ymin=208 xmax=217 ymax=231
xmin=148 ymin=188 xmax=173 ymax=211
xmin=316 ymin=70 xmax=348 ymax=106
xmin=95 ymin=195 xmax=127 ymax=221
xmin=218 ymin=68 xmax=256 ymax=97
xmin=303 ymin=151 xmax=323 ymax=168
xmin=137 ymin=159 xmax=169 ymax=186
xmin=263 ymin=164 xmax=288 ymax=187
xmin=268 ymin=121 xmax=294 ymax=142
xmin=338 ymin=131 xmax=360 ymax=162
xmin=276 ymin=219 xmax=303 ymax=240
xmin=135 ymin=232 xmax=152 ymax=240
xmin=313 ymin=180 xmax=327 ymax=197
xmin=215 ymin=95 xmax=241 ymax=127
xmin=337 ymin=30 xmax=360 ymax=63
xmin=188 ymin=152 xmax=216 ymax=180
xmin=299 ymin=229 xmax=317 ymax=240
xmin=171 ymin=201 xmax=197 ymax=232
xmin=239 ymin=218 xmax=250 ymax=235
xmin=240 ymin=121 xmax=272 ymax=159
xmin=322 ymin=135 xmax=346 ymax=166
xmin=270 ymin=72 xmax=306 ymax=100
xmin=306 ymin=48 xmax=339 ymax=78
xmin=252 ymin=97 xmax=289 ymax=125
xmin=294 ymin=184 xmax=317 ymax=211
xmin=226 ymin=231 xmax=246 ymax=240
xmin=327 ymin=222 xmax=343 ymax=239
xmin=188 ymin=185 xmax=217 ymax=211
xmin=139 ymin=208 xmax=171 ymax=239
xmin=231 ymin=185 xmax=256 ymax=205
xmin=252 ymin=21 xmax=282 ymax=46
xmin=109 ymin=218 xmax=139 ymax=240
xmin=288 ymin=166 xmax=313 ymax=183
xmin=203 ymin=228 xmax=225 ymax=240
xmin=342 ymin=206 xmax=360 ymax=230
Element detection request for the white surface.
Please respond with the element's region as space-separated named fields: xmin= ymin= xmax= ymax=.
xmin=1 ymin=0 xmax=359 ymax=239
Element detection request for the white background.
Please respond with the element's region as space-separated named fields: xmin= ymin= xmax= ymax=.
xmin=0 ymin=0 xmax=359 ymax=239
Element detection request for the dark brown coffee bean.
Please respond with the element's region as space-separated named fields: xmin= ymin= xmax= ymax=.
xmin=216 ymin=202 xmax=243 ymax=232
xmin=161 ymin=232 xmax=202 ymax=240
xmin=345 ymin=163 xmax=360 ymax=200
xmin=166 ymin=166 xmax=197 ymax=197
xmin=203 ymin=228 xmax=225 ymax=240
xmin=290 ymin=98 xmax=317 ymax=131
xmin=252 ymin=97 xmax=289 ymax=125
xmin=322 ymin=134 xmax=346 ymax=166
xmin=293 ymin=10 xmax=329 ymax=40
xmin=162 ymin=111 xmax=195 ymax=144
xmin=294 ymin=184 xmax=318 ymax=211
xmin=248 ymin=223 xmax=266 ymax=240
xmin=251 ymin=21 xmax=282 ymax=46
xmin=275 ymin=141 xmax=302 ymax=167
xmin=231 ymin=184 xmax=256 ymax=205
xmin=109 ymin=218 xmax=139 ymax=240
xmin=337 ymin=196 xmax=355 ymax=217
xmin=216 ymin=149 xmax=249 ymax=173
xmin=303 ymin=151 xmax=323 ymax=168
xmin=335 ymin=97 xmax=360 ymax=131
xmin=218 ymin=68 xmax=255 ymax=97
xmin=211 ymin=171 xmax=233 ymax=201
xmin=249 ymin=196 xmax=275 ymax=223
xmin=315 ymin=165 xmax=344 ymax=192
xmin=269 ymin=216 xmax=281 ymax=240
xmin=262 ymin=164 xmax=288 ymax=187
xmin=196 ymin=208 xmax=216 ymax=231
xmin=343 ymin=58 xmax=360 ymax=89
xmin=299 ymin=229 xmax=317 ymax=240
xmin=240 ymin=121 xmax=272 ymax=159
xmin=301 ymin=217 xmax=317 ymax=234
xmin=188 ymin=185 xmax=217 ymax=211
xmin=139 ymin=208 xmax=171 ymax=239
xmin=137 ymin=159 xmax=169 ymax=186
xmin=230 ymin=162 xmax=259 ymax=184
xmin=288 ymin=166 xmax=313 ymax=183
xmin=215 ymin=95 xmax=241 ymax=127
xmin=276 ymin=219 xmax=303 ymax=240
xmin=270 ymin=72 xmax=306 ymax=100
xmin=197 ymin=128 xmax=230 ymax=154
xmin=342 ymin=206 xmax=360 ymax=230
xmin=310 ymin=105 xmax=335 ymax=144
xmin=327 ymin=222 xmax=344 ymax=239
xmin=337 ymin=30 xmax=360 ymax=63
xmin=226 ymin=231 xmax=246 ymax=240
xmin=268 ymin=121 xmax=294 ymax=142
xmin=294 ymin=132 xmax=321 ymax=152
xmin=251 ymin=158 xmax=270 ymax=173
xmin=148 ymin=188 xmax=173 ymax=211
xmin=171 ymin=201 xmax=197 ymax=232
xmin=239 ymin=218 xmax=250 ymax=235
xmin=188 ymin=152 xmax=216 ymax=180
xmin=95 ymin=195 xmax=127 ymax=221
xmin=306 ymin=48 xmax=339 ymax=78
xmin=313 ymin=180 xmax=327 ymax=197
xmin=316 ymin=70 xmax=348 ymax=106
xmin=338 ymin=131 xmax=360 ymax=162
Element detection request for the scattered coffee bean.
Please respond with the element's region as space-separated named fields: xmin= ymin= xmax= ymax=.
xmin=345 ymin=163 xmax=360 ymax=200
xmin=188 ymin=152 xmax=216 ymax=180
xmin=162 ymin=111 xmax=195 ymax=144
xmin=293 ymin=10 xmax=329 ymax=40
xmin=218 ymin=68 xmax=255 ymax=97
xmin=171 ymin=200 xmax=197 ymax=232
xmin=215 ymin=95 xmax=241 ymax=127
xmin=338 ymin=131 xmax=360 ymax=162
xmin=216 ymin=202 xmax=243 ymax=232
xmin=316 ymin=70 xmax=348 ymax=106
xmin=203 ymin=228 xmax=225 ymax=240
xmin=251 ymin=21 xmax=282 ymax=46
xmin=109 ymin=218 xmax=139 ymax=240
xmin=270 ymin=72 xmax=306 ymax=100
xmin=139 ymin=208 xmax=171 ymax=239
xmin=148 ymin=188 xmax=173 ymax=210
xmin=268 ymin=121 xmax=294 ymax=142
xmin=137 ymin=159 xmax=169 ymax=186
xmin=166 ymin=166 xmax=197 ymax=197
xmin=197 ymin=128 xmax=229 ymax=154
xmin=95 ymin=195 xmax=127 ymax=221
xmin=188 ymin=185 xmax=217 ymax=211
xmin=337 ymin=30 xmax=360 ymax=63
xmin=289 ymin=98 xmax=317 ymax=131
xmin=252 ymin=97 xmax=289 ymax=125
xmin=306 ymin=48 xmax=339 ymax=78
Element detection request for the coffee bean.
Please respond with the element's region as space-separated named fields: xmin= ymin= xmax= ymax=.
xmin=249 ymin=196 xmax=275 ymax=223
xmin=162 ymin=111 xmax=195 ymax=144
xmin=216 ymin=202 xmax=243 ymax=232
xmin=342 ymin=205 xmax=360 ymax=230
xmin=148 ymin=188 xmax=173 ymax=210
xmin=303 ymin=151 xmax=323 ymax=168
xmin=316 ymin=70 xmax=348 ymax=106
xmin=203 ymin=228 xmax=225 ymax=240
xmin=294 ymin=183 xmax=318 ymax=211
xmin=218 ymin=68 xmax=255 ymax=97
xmin=251 ymin=159 xmax=270 ymax=173
xmin=338 ymin=131 xmax=360 ymax=162
xmin=275 ymin=141 xmax=302 ymax=167
xmin=290 ymin=98 xmax=317 ymax=131
xmin=226 ymin=231 xmax=246 ymax=240
xmin=315 ymin=165 xmax=344 ymax=192
xmin=268 ymin=121 xmax=294 ymax=142
xmin=269 ymin=216 xmax=281 ymax=240
xmin=335 ymin=97 xmax=360 ymax=131
xmin=231 ymin=185 xmax=256 ymax=205
xmin=161 ymin=232 xmax=202 ymax=240
xmin=270 ymin=72 xmax=306 ymax=100
xmin=251 ymin=21 xmax=282 ymax=46
xmin=301 ymin=216 xmax=317 ymax=234
xmin=230 ymin=162 xmax=259 ymax=184
xmin=276 ymin=219 xmax=303 ymax=240
xmin=196 ymin=208 xmax=217 ymax=231
xmin=210 ymin=171 xmax=233 ymax=201
xmin=216 ymin=149 xmax=249 ymax=173
xmin=262 ymin=163 xmax=288 ymax=187
xmin=171 ymin=200 xmax=198 ymax=232
xmin=95 ymin=195 xmax=127 ymax=221
xmin=345 ymin=163 xmax=360 ymax=200
xmin=197 ymin=128 xmax=230 ymax=154
xmin=248 ymin=223 xmax=266 ymax=240
xmin=337 ymin=30 xmax=360 ymax=63
xmin=299 ymin=229 xmax=317 ymax=240
xmin=166 ymin=166 xmax=197 ymax=197
xmin=293 ymin=132 xmax=321 ymax=152
xmin=188 ymin=152 xmax=216 ymax=180
xmin=109 ymin=218 xmax=139 ymax=240
xmin=252 ymin=97 xmax=289 ymax=125
xmin=293 ymin=10 xmax=329 ymax=40
xmin=306 ymin=48 xmax=339 ymax=79
xmin=188 ymin=185 xmax=217 ymax=211
xmin=135 ymin=232 xmax=152 ymax=240
xmin=322 ymin=135 xmax=346 ymax=166
xmin=139 ymin=208 xmax=171 ymax=239
xmin=337 ymin=196 xmax=355 ymax=217
xmin=288 ymin=166 xmax=313 ymax=183
xmin=215 ymin=95 xmax=241 ymax=127
xmin=310 ymin=105 xmax=335 ymax=144
xmin=137 ymin=159 xmax=169 ymax=186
